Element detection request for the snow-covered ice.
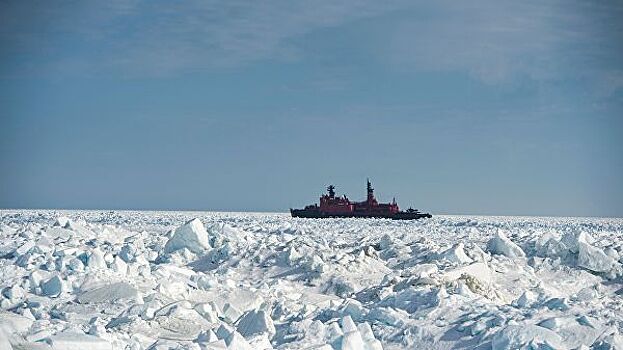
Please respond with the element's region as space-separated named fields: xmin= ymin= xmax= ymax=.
xmin=0 ymin=210 xmax=622 ymax=349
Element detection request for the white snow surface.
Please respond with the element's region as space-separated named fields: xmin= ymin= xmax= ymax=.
xmin=0 ymin=210 xmax=622 ymax=350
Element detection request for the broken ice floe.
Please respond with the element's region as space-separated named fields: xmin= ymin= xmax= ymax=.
xmin=0 ymin=211 xmax=622 ymax=349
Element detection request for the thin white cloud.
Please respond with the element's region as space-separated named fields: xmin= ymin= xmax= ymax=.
xmin=0 ymin=1 xmax=411 ymax=76
xmin=382 ymin=0 xmax=623 ymax=87
xmin=1 ymin=0 xmax=622 ymax=93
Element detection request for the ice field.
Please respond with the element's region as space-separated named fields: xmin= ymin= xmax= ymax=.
xmin=0 ymin=210 xmax=622 ymax=349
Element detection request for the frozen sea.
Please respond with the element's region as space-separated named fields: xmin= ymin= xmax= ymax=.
xmin=0 ymin=210 xmax=622 ymax=349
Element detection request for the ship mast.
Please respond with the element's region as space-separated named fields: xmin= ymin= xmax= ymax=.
xmin=327 ymin=185 xmax=336 ymax=198
xmin=367 ymin=178 xmax=374 ymax=202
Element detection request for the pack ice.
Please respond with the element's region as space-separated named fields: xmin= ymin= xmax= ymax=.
xmin=0 ymin=211 xmax=622 ymax=349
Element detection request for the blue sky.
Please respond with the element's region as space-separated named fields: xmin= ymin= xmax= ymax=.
xmin=1 ymin=1 xmax=622 ymax=217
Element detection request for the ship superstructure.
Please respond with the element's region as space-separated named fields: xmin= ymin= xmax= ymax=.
xmin=291 ymin=179 xmax=431 ymax=219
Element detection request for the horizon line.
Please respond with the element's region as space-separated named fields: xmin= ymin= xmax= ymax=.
xmin=0 ymin=207 xmax=621 ymax=220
